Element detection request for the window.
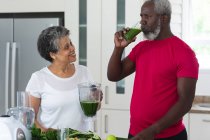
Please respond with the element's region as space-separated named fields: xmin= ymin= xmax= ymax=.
xmin=183 ymin=0 xmax=210 ymax=95
xmin=183 ymin=0 xmax=210 ymax=69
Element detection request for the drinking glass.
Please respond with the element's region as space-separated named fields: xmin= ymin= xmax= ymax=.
xmin=14 ymin=91 xmax=35 ymax=129
xmin=7 ymin=106 xmax=35 ymax=129
xmin=124 ymin=21 xmax=142 ymax=41
xmin=17 ymin=91 xmax=30 ymax=107
xmin=78 ymin=82 xmax=101 ymax=131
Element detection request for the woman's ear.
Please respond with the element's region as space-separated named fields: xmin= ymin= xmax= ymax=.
xmin=50 ymin=52 xmax=56 ymax=60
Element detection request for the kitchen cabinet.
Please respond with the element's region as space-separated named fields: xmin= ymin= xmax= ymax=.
xmin=101 ymin=0 xmax=141 ymax=110
xmin=100 ymin=0 xmax=141 ymax=139
xmin=183 ymin=113 xmax=189 ymax=136
xmin=189 ymin=113 xmax=210 ymax=140
xmin=100 ymin=109 xmax=130 ymax=139
xmin=75 ymin=0 xmax=141 ymax=138
xmin=76 ymin=0 xmax=141 ymax=138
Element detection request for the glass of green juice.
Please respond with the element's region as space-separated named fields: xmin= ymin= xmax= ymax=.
xmin=124 ymin=21 xmax=141 ymax=41
xmin=78 ymin=82 xmax=101 ymax=131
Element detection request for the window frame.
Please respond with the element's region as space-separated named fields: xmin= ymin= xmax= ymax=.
xmin=182 ymin=0 xmax=210 ymax=95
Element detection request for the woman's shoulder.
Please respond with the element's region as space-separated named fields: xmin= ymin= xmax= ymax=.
xmin=30 ymin=67 xmax=49 ymax=79
xmin=74 ymin=64 xmax=93 ymax=81
xmin=75 ymin=64 xmax=89 ymax=71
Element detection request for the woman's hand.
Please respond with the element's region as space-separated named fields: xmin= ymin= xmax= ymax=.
xmin=97 ymin=91 xmax=103 ymax=110
xmin=100 ymin=91 xmax=103 ymax=102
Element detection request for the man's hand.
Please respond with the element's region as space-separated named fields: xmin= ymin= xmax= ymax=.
xmin=130 ymin=126 xmax=156 ymax=140
xmin=114 ymin=28 xmax=136 ymax=48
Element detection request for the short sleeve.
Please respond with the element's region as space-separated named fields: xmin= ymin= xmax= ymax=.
xmin=128 ymin=45 xmax=137 ymax=62
xmin=25 ymin=73 xmax=42 ymax=98
xmin=128 ymin=42 xmax=145 ymax=62
xmin=176 ymin=46 xmax=199 ymax=79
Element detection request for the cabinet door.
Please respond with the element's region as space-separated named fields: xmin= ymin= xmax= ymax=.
xmin=101 ymin=109 xmax=130 ymax=139
xmin=86 ymin=0 xmax=101 ymax=82
xmin=183 ymin=113 xmax=189 ymax=136
xmin=190 ymin=113 xmax=210 ymax=140
xmin=101 ymin=0 xmax=142 ymax=109
xmin=76 ymin=0 xmax=101 ymax=82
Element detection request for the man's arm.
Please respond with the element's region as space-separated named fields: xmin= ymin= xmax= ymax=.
xmin=153 ymin=77 xmax=196 ymax=133
xmin=132 ymin=77 xmax=197 ymax=140
xmin=107 ymin=48 xmax=135 ymax=81
xmin=107 ymin=31 xmax=136 ymax=81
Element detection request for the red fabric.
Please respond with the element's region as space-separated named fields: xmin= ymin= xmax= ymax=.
xmin=128 ymin=36 xmax=199 ymax=138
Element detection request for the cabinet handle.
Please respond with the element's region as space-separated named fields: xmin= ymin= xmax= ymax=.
xmin=104 ymin=115 xmax=108 ymax=133
xmin=94 ymin=120 xmax=97 ymax=132
xmin=5 ymin=42 xmax=10 ymax=111
xmin=11 ymin=42 xmax=17 ymax=107
xmin=202 ymin=119 xmax=210 ymax=122
xmin=105 ymin=86 xmax=109 ymax=104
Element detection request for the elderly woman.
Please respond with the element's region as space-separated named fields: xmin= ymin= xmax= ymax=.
xmin=26 ymin=26 xmax=96 ymax=132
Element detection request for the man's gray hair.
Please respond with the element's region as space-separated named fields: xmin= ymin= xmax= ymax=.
xmin=144 ymin=0 xmax=172 ymax=17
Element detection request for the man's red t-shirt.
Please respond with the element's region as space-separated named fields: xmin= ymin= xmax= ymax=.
xmin=128 ymin=36 xmax=199 ymax=138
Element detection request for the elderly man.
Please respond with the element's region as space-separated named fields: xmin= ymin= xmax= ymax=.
xmin=107 ymin=0 xmax=199 ymax=140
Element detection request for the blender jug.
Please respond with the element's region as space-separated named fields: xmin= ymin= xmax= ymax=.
xmin=7 ymin=91 xmax=35 ymax=129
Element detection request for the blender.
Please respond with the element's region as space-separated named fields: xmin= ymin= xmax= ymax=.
xmin=0 ymin=91 xmax=35 ymax=140
xmin=78 ymin=82 xmax=101 ymax=131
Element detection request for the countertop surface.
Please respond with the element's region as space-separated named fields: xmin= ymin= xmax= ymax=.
xmin=190 ymin=96 xmax=210 ymax=114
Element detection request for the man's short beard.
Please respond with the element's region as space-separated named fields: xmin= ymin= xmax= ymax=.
xmin=143 ymin=20 xmax=161 ymax=40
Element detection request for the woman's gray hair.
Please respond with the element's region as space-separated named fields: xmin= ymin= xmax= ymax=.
xmin=37 ymin=26 xmax=69 ymax=62
xmin=144 ymin=0 xmax=172 ymax=17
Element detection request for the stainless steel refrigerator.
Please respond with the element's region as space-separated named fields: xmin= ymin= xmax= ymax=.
xmin=0 ymin=13 xmax=63 ymax=115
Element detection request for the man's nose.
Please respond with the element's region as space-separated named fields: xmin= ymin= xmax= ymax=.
xmin=140 ymin=19 xmax=146 ymax=25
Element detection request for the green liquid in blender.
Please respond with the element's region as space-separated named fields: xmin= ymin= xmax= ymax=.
xmin=124 ymin=28 xmax=141 ymax=41
xmin=80 ymin=101 xmax=99 ymax=117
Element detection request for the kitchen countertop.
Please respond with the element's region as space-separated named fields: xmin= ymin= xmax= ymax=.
xmin=190 ymin=96 xmax=210 ymax=114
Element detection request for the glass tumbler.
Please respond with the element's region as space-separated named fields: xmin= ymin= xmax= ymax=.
xmin=16 ymin=91 xmax=35 ymax=129
xmin=124 ymin=21 xmax=142 ymax=41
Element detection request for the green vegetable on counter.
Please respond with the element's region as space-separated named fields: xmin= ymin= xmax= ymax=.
xmin=31 ymin=125 xmax=101 ymax=140
xmin=64 ymin=128 xmax=101 ymax=140
xmin=31 ymin=125 xmax=58 ymax=140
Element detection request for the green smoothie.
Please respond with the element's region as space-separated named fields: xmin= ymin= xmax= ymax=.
xmin=124 ymin=28 xmax=141 ymax=41
xmin=80 ymin=101 xmax=99 ymax=117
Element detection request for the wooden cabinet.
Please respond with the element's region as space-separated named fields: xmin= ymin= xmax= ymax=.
xmin=189 ymin=113 xmax=210 ymax=140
